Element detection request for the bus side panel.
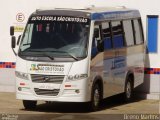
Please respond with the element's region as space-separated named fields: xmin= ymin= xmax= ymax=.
xmin=103 ymin=49 xmax=117 ymax=97
xmin=112 ymin=48 xmax=127 ymax=94
xmin=111 ymin=45 xmax=144 ymax=93
xmin=126 ymin=45 xmax=144 ymax=88
xmin=90 ymin=52 xmax=104 ymax=86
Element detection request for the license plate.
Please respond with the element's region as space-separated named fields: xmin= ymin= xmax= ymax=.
xmin=38 ymin=84 xmax=55 ymax=90
xmin=38 ymin=65 xmax=64 ymax=72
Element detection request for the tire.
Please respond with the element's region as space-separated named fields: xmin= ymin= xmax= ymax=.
xmin=89 ymin=84 xmax=101 ymax=111
xmin=23 ymin=100 xmax=37 ymax=110
xmin=123 ymin=77 xmax=133 ymax=102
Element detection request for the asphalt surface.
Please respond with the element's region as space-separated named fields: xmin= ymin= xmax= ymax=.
xmin=0 ymin=92 xmax=159 ymax=120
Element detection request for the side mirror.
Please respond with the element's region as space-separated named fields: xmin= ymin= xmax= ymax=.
xmin=10 ymin=26 xmax=14 ymax=36
xmin=94 ymin=28 xmax=99 ymax=38
xmin=11 ymin=36 xmax=16 ymax=48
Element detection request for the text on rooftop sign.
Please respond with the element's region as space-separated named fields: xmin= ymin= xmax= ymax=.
xmin=30 ymin=16 xmax=88 ymax=23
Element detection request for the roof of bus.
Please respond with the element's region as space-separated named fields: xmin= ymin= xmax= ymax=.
xmin=34 ymin=6 xmax=141 ymax=20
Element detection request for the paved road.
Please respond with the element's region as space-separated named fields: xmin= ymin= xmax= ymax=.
xmin=0 ymin=92 xmax=159 ymax=120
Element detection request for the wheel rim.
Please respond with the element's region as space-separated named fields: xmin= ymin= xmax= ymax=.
xmin=94 ymin=88 xmax=100 ymax=107
xmin=126 ymin=82 xmax=131 ymax=98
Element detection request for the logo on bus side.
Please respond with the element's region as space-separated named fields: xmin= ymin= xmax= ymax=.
xmin=30 ymin=64 xmax=38 ymax=71
xmin=44 ymin=76 xmax=50 ymax=82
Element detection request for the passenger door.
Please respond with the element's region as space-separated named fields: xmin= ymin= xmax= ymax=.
xmin=90 ymin=23 xmax=104 ymax=87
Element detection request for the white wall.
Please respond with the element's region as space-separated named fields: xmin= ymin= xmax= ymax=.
xmin=1 ymin=0 xmax=160 ymax=65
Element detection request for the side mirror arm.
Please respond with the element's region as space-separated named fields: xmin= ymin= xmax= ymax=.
xmin=11 ymin=36 xmax=17 ymax=56
xmin=12 ymin=48 xmax=17 ymax=56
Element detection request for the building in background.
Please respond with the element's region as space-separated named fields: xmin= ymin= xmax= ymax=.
xmin=0 ymin=0 xmax=159 ymax=99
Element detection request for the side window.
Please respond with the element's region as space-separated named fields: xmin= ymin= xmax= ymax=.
xmin=123 ymin=20 xmax=134 ymax=46
xmin=24 ymin=24 xmax=33 ymax=44
xmin=102 ymin=22 xmax=112 ymax=50
xmin=111 ymin=21 xmax=124 ymax=48
xmin=133 ymin=19 xmax=143 ymax=44
xmin=20 ymin=24 xmax=33 ymax=51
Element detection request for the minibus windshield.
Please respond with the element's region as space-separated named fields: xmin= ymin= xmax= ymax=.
xmin=19 ymin=15 xmax=90 ymax=60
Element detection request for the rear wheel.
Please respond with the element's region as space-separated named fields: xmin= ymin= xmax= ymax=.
xmin=23 ymin=100 xmax=37 ymax=110
xmin=124 ymin=77 xmax=133 ymax=102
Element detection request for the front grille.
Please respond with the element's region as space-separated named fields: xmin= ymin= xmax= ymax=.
xmin=31 ymin=74 xmax=64 ymax=84
xmin=34 ymin=88 xmax=60 ymax=96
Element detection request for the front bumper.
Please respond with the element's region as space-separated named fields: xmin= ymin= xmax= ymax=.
xmin=16 ymin=89 xmax=90 ymax=102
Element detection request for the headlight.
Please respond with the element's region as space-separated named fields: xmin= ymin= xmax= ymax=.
xmin=67 ymin=74 xmax=88 ymax=81
xmin=15 ymin=71 xmax=29 ymax=80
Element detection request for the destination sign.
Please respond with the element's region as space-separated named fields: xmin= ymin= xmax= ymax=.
xmin=30 ymin=16 xmax=88 ymax=23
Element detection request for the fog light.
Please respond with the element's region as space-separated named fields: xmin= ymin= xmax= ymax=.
xmin=18 ymin=87 xmax=22 ymax=91
xmin=75 ymin=89 xmax=80 ymax=94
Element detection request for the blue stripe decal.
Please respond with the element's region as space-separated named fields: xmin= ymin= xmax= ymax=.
xmin=91 ymin=10 xmax=140 ymax=20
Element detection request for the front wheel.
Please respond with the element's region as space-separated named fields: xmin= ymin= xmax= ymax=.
xmin=23 ymin=100 xmax=37 ymax=110
xmin=89 ymin=84 xmax=101 ymax=111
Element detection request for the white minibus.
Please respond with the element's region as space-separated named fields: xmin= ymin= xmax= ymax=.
xmin=10 ymin=6 xmax=145 ymax=111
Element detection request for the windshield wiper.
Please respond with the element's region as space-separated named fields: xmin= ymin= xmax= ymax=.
xmin=22 ymin=50 xmax=54 ymax=60
xmin=66 ymin=52 xmax=79 ymax=61
xmin=47 ymin=50 xmax=79 ymax=61
xmin=22 ymin=49 xmax=79 ymax=61
xmin=42 ymin=53 xmax=54 ymax=60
